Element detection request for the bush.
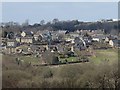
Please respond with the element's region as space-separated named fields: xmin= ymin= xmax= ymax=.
xmin=42 ymin=51 xmax=59 ymax=64
xmin=42 ymin=68 xmax=53 ymax=78
xmin=51 ymin=56 xmax=59 ymax=65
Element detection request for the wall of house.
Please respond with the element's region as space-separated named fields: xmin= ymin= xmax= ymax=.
xmin=109 ymin=40 xmax=114 ymax=47
xmin=92 ymin=38 xmax=100 ymax=42
xmin=21 ymin=38 xmax=33 ymax=43
xmin=7 ymin=42 xmax=15 ymax=47
xmin=6 ymin=48 xmax=16 ymax=54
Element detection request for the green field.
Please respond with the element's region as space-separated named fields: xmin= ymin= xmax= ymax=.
xmin=59 ymin=56 xmax=78 ymax=63
xmin=19 ymin=55 xmax=41 ymax=64
xmin=89 ymin=48 xmax=118 ymax=64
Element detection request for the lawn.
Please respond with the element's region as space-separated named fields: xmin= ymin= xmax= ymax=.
xmin=19 ymin=55 xmax=41 ymax=64
xmin=59 ymin=56 xmax=78 ymax=63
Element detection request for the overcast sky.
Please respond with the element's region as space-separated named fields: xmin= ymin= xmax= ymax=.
xmin=1 ymin=2 xmax=118 ymax=24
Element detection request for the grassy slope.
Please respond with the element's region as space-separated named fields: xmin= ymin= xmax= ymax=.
xmin=89 ymin=48 xmax=118 ymax=64
xmin=60 ymin=57 xmax=78 ymax=63
xmin=19 ymin=56 xmax=41 ymax=64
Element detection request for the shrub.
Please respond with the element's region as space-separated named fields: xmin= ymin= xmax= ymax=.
xmin=42 ymin=68 xmax=53 ymax=78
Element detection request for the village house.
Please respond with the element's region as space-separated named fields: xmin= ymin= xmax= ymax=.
xmin=92 ymin=35 xmax=106 ymax=42
xmin=65 ymin=37 xmax=74 ymax=42
xmin=58 ymin=30 xmax=67 ymax=35
xmin=92 ymin=36 xmax=100 ymax=42
xmin=16 ymin=37 xmax=34 ymax=44
xmin=74 ymin=37 xmax=86 ymax=50
xmin=83 ymin=36 xmax=92 ymax=45
xmin=51 ymin=32 xmax=59 ymax=40
xmin=15 ymin=31 xmax=34 ymax=44
xmin=7 ymin=40 xmax=17 ymax=47
xmin=34 ymin=34 xmax=43 ymax=41
xmin=21 ymin=37 xmax=33 ymax=44
xmin=69 ymin=32 xmax=79 ymax=38
xmin=33 ymin=31 xmax=44 ymax=41
xmin=109 ymin=39 xmax=120 ymax=48
xmin=105 ymin=37 xmax=109 ymax=43
xmin=21 ymin=31 xmax=34 ymax=37
xmin=92 ymin=29 xmax=104 ymax=35
xmin=57 ymin=44 xmax=65 ymax=53
xmin=6 ymin=39 xmax=18 ymax=54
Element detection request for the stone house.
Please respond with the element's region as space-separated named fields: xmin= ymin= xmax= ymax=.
xmin=20 ymin=37 xmax=33 ymax=44
xmin=109 ymin=39 xmax=120 ymax=48
xmin=34 ymin=34 xmax=43 ymax=41
xmin=6 ymin=39 xmax=18 ymax=54
xmin=74 ymin=37 xmax=86 ymax=50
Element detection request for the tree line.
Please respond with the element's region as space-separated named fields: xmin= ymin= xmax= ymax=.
xmin=1 ymin=19 xmax=119 ymax=38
